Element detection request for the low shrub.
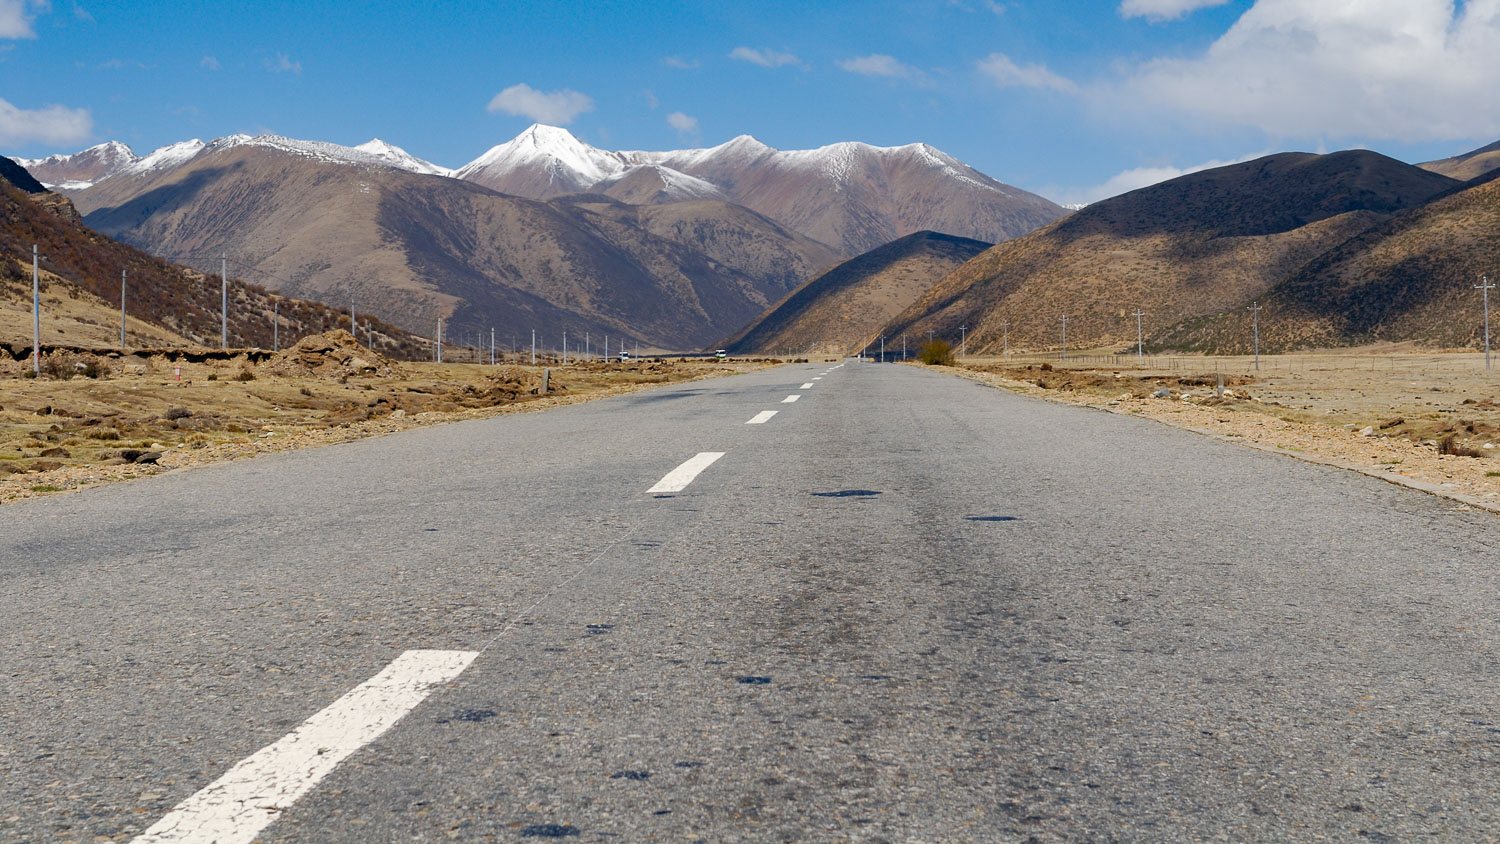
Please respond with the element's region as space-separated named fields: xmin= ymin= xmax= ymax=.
xmin=918 ymin=340 xmax=955 ymax=366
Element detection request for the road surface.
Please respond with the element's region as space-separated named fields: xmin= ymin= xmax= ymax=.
xmin=3 ymin=361 xmax=1500 ymax=841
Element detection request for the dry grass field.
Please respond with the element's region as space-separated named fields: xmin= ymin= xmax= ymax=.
xmin=955 ymin=345 xmax=1500 ymax=511
xmin=0 ymin=331 xmax=777 ymax=503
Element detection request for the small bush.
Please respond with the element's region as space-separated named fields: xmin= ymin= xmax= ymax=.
xmin=206 ymin=372 xmax=218 ymax=381
xmin=235 ymin=368 xmax=256 ymax=382
xmin=918 ymin=340 xmax=955 ymax=366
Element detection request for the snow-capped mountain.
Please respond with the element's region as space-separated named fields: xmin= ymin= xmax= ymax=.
xmin=453 ymin=124 xmax=630 ymax=196
xmin=17 ymin=141 xmax=139 ymax=189
xmin=453 ymin=125 xmax=1066 ymax=255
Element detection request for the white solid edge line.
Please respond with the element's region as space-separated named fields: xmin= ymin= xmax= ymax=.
xmin=648 ymin=451 xmax=726 ymax=493
xmin=781 ymin=395 xmax=800 ymax=403
xmin=746 ymin=410 xmax=779 ymax=425
xmin=135 ymin=649 xmax=478 ymax=844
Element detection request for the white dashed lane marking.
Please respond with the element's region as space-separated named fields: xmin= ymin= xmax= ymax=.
xmin=800 ymin=382 xmax=814 ymax=389
xmin=136 ymin=650 xmax=478 ymax=844
xmin=746 ymin=410 xmax=779 ymax=425
xmin=648 ymin=451 xmax=726 ymax=493
xmin=782 ymin=395 xmax=800 ymax=403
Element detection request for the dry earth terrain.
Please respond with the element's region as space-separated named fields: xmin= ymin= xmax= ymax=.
xmin=951 ymin=348 xmax=1500 ymax=512
xmin=0 ymin=330 xmax=777 ymax=503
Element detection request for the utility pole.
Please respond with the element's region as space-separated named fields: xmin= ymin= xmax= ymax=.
xmin=120 ymin=268 xmax=127 ymax=350
xmin=1479 ymin=275 xmax=1495 ymax=371
xmin=1061 ymin=315 xmax=1068 ymax=362
xmin=221 ymin=253 xmax=228 ymax=349
xmin=531 ymin=329 xmax=536 ymax=365
xmin=959 ymin=326 xmax=967 ymax=361
xmin=350 ymin=300 xmax=356 ymax=335
xmin=901 ymin=333 xmax=906 ymax=361
xmin=437 ymin=317 xmax=443 ymax=363
xmin=880 ymin=335 xmax=885 ymax=363
xmin=562 ymin=331 xmax=567 ymax=365
xmin=273 ymin=300 xmax=279 ymax=352
xmin=491 ymin=328 xmax=496 ymax=365
xmin=1249 ymin=302 xmax=1261 ymax=371
xmin=32 ymin=244 xmax=40 ymax=374
xmin=1000 ymin=321 xmax=1008 ymax=360
xmin=1133 ymin=309 xmax=1145 ymax=366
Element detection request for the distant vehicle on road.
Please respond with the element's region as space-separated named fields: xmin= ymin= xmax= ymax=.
xmin=715 ymin=349 xmax=728 ymax=359
xmin=618 ymin=351 xmax=630 ymax=361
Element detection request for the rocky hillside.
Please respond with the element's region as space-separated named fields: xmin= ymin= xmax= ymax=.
xmin=1 ymin=156 xmax=423 ymax=357
xmin=1421 ymin=140 xmax=1500 ymax=182
xmin=882 ymin=151 xmax=1462 ymax=354
xmin=721 ymin=231 xmax=990 ymax=356
xmin=1154 ymin=168 xmax=1500 ymax=353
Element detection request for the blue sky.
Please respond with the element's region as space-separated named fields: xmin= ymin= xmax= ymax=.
xmin=4 ymin=0 xmax=1500 ymax=204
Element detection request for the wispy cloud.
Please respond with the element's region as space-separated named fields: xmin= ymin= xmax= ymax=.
xmin=1053 ymin=153 xmax=1263 ymax=206
xmin=666 ymin=111 xmax=699 ymax=135
xmin=976 ymin=52 xmax=1079 ymax=94
xmin=486 ymin=83 xmax=594 ymax=125
xmin=663 ymin=56 xmax=699 ymax=69
xmin=0 ymin=96 xmax=92 ymax=146
xmin=72 ymin=3 xmax=92 ymax=23
xmin=1119 ymin=0 xmax=1500 ymax=142
xmin=0 ymin=0 xmax=45 ymax=38
xmin=729 ymin=46 xmax=800 ymax=68
xmin=263 ymin=52 xmax=301 ymax=74
xmin=200 ymin=55 xmax=219 ymax=71
xmin=1119 ymin=0 xmax=1228 ymax=22
xmin=838 ymin=54 xmax=918 ymax=79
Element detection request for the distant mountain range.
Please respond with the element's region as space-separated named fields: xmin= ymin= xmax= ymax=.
xmin=16 ymin=126 xmax=1058 ymax=350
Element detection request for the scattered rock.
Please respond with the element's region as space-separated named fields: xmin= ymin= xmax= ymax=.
xmin=1154 ymin=388 xmax=1171 ymax=398
xmin=29 ymin=460 xmax=62 ymax=472
xmin=1358 ymin=426 xmax=1376 ymax=437
xmin=38 ymin=446 xmax=70 ymax=458
xmin=1379 ymin=416 xmax=1405 ymax=429
xmin=134 ymin=452 xmax=163 ymax=464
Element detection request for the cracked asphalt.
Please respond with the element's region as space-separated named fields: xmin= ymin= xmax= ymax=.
xmin=4 ymin=361 xmax=1500 ymax=841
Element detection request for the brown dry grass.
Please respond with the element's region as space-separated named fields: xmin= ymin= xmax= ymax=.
xmin=0 ymin=346 xmax=772 ymax=503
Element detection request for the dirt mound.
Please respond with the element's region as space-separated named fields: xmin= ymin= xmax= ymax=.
xmin=263 ymin=330 xmax=402 ymax=379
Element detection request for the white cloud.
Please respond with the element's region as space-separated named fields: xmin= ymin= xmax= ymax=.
xmin=976 ymin=52 xmax=1079 ymax=94
xmin=0 ymin=0 xmax=44 ymax=38
xmin=729 ymin=46 xmax=800 ymax=67
xmin=1119 ymin=0 xmax=1228 ymax=22
xmin=1056 ymin=153 xmax=1263 ymax=206
xmin=72 ymin=3 xmax=92 ymax=23
xmin=0 ymin=96 xmax=91 ymax=146
xmin=486 ymin=83 xmax=594 ymax=125
xmin=264 ymin=52 xmax=300 ymax=74
xmin=200 ymin=55 xmax=219 ymax=71
xmin=663 ymin=56 xmax=699 ymax=69
xmin=1122 ymin=0 xmax=1500 ymax=142
xmin=838 ymin=54 xmax=917 ymax=78
xmin=666 ymin=111 xmax=699 ymax=134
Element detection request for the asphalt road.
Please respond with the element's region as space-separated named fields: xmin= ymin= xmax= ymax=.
xmin=4 ymin=360 xmax=1500 ymax=842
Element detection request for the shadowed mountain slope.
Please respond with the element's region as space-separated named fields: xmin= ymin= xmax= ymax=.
xmin=1 ymin=157 xmax=419 ymax=355
xmin=881 ymin=151 xmax=1462 ymax=354
xmin=721 ymin=231 xmax=990 ymax=356
xmin=1153 ymin=168 xmax=1500 ymax=353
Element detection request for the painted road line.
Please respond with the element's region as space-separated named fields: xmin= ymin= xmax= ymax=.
xmin=801 ymin=382 xmax=815 ymax=389
xmin=782 ymin=395 xmax=801 ymax=403
xmin=648 ymin=451 xmax=726 ymax=493
xmin=812 ymin=377 xmax=822 ymax=381
xmin=746 ymin=410 xmax=779 ymax=425
xmin=135 ymin=649 xmax=478 ymax=844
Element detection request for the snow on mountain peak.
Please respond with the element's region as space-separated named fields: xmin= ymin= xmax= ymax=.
xmin=456 ymin=123 xmax=629 ymax=192
xmin=122 ymin=139 xmax=206 ymax=177
xmin=353 ymin=139 xmax=452 ymax=176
